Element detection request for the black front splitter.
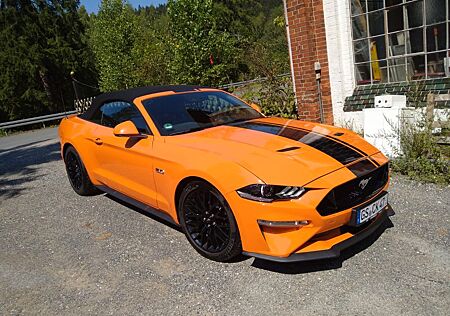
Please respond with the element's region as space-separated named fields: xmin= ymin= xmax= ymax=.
xmin=243 ymin=205 xmax=393 ymax=263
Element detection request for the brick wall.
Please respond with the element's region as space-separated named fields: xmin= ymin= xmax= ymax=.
xmin=285 ymin=0 xmax=333 ymax=124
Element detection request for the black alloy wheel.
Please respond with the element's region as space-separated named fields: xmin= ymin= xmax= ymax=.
xmin=66 ymin=151 xmax=82 ymax=191
xmin=64 ymin=146 xmax=99 ymax=196
xmin=178 ymin=181 xmax=242 ymax=262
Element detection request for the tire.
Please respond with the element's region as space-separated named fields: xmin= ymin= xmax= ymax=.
xmin=178 ymin=180 xmax=242 ymax=262
xmin=64 ymin=146 xmax=99 ymax=196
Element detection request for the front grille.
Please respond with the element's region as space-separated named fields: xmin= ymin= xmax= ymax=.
xmin=316 ymin=163 xmax=389 ymax=216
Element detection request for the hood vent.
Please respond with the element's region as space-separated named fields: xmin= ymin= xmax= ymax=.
xmin=277 ymin=146 xmax=301 ymax=153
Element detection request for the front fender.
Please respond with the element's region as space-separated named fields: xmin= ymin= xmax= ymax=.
xmin=152 ymin=139 xmax=263 ymax=223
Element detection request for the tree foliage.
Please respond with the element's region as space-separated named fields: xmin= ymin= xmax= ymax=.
xmin=0 ymin=0 xmax=95 ymax=122
xmin=132 ymin=7 xmax=171 ymax=86
xmin=167 ymin=0 xmax=240 ymax=86
xmin=89 ymin=0 xmax=138 ymax=91
xmin=213 ymin=0 xmax=289 ymax=78
xmin=0 ymin=0 xmax=289 ymax=123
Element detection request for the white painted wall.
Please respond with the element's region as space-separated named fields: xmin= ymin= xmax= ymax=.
xmin=322 ymin=0 xmax=362 ymax=131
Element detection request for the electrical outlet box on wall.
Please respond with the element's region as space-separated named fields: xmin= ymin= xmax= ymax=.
xmin=374 ymin=95 xmax=407 ymax=108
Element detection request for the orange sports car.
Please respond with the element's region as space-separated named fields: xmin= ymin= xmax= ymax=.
xmin=59 ymin=86 xmax=391 ymax=262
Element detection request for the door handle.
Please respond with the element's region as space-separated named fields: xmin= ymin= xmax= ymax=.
xmin=94 ymin=138 xmax=103 ymax=145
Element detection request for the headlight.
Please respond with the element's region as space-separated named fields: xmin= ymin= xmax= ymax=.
xmin=236 ymin=184 xmax=306 ymax=202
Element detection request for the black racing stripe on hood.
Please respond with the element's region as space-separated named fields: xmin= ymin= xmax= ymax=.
xmin=262 ymin=121 xmax=373 ymax=161
xmin=235 ymin=122 xmax=363 ymax=165
xmin=282 ymin=124 xmax=380 ymax=167
xmin=347 ymin=158 xmax=378 ymax=177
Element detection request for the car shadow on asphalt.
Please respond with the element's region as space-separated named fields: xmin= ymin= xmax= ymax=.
xmin=0 ymin=141 xmax=61 ymax=200
xmin=0 ymin=138 xmax=55 ymax=154
xmin=250 ymin=217 xmax=394 ymax=274
xmin=104 ymin=192 xmax=395 ymax=273
xmin=105 ymin=194 xmax=183 ymax=232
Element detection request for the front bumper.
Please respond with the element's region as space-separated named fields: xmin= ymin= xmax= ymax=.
xmin=224 ymin=154 xmax=391 ymax=260
xmin=243 ymin=205 xmax=392 ymax=262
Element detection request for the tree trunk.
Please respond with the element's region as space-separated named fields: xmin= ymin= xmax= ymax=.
xmin=39 ymin=69 xmax=59 ymax=113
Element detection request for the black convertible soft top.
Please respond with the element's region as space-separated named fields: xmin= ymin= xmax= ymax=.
xmin=79 ymin=85 xmax=204 ymax=120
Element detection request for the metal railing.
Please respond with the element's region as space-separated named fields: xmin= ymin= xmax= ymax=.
xmin=1 ymin=73 xmax=292 ymax=132
xmin=219 ymin=73 xmax=291 ymax=89
xmin=0 ymin=110 xmax=78 ymax=131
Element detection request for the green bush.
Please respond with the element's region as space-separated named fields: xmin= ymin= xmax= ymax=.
xmin=392 ymin=156 xmax=449 ymax=184
xmin=236 ymin=75 xmax=297 ymax=119
xmin=391 ymin=113 xmax=450 ymax=184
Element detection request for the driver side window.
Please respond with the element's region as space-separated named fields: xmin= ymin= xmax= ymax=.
xmin=91 ymin=101 xmax=151 ymax=135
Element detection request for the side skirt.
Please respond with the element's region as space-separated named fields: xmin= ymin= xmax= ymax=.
xmin=96 ymin=185 xmax=178 ymax=227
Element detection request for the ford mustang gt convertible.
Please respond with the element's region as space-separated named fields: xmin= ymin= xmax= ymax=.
xmin=59 ymin=86 xmax=391 ymax=262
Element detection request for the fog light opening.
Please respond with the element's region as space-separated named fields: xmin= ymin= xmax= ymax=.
xmin=257 ymin=220 xmax=310 ymax=228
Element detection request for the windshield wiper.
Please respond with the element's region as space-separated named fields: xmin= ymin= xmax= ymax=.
xmin=230 ymin=118 xmax=253 ymax=124
xmin=169 ymin=118 xmax=257 ymax=136
xmin=169 ymin=126 xmax=209 ymax=136
xmin=217 ymin=117 xmax=255 ymax=127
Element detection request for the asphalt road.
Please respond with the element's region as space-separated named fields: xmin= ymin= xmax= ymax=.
xmin=1 ymin=128 xmax=449 ymax=315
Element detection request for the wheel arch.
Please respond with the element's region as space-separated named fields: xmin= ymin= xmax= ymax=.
xmin=172 ymin=161 xmax=262 ymax=222
xmin=61 ymin=141 xmax=99 ymax=186
xmin=62 ymin=142 xmax=74 ymax=161
xmin=174 ymin=176 xmax=214 ymax=221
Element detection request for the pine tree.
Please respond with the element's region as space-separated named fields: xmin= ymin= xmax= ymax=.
xmin=0 ymin=0 xmax=96 ymax=122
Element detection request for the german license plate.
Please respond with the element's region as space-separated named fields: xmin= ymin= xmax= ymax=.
xmin=354 ymin=192 xmax=388 ymax=225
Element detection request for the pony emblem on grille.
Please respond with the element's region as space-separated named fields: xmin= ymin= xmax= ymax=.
xmin=359 ymin=177 xmax=372 ymax=190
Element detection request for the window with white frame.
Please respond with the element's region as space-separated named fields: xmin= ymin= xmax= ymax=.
xmin=351 ymin=0 xmax=450 ymax=85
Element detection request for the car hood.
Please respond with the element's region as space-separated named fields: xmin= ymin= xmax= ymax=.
xmin=166 ymin=117 xmax=381 ymax=186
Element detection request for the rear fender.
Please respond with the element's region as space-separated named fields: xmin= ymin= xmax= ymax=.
xmin=58 ymin=117 xmax=101 ymax=185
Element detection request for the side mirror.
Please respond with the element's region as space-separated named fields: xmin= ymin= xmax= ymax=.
xmin=249 ymin=102 xmax=262 ymax=113
xmin=113 ymin=121 xmax=144 ymax=138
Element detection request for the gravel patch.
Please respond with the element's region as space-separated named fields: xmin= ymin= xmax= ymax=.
xmin=1 ymin=128 xmax=449 ymax=315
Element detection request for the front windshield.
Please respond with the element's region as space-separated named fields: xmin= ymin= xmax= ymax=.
xmin=143 ymin=91 xmax=263 ymax=136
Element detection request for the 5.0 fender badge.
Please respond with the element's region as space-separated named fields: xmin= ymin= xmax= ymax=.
xmin=155 ymin=168 xmax=165 ymax=175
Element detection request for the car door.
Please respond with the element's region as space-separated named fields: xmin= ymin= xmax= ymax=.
xmin=89 ymin=100 xmax=158 ymax=208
